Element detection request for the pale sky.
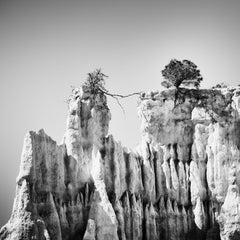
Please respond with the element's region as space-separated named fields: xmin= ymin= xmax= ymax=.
xmin=0 ymin=0 xmax=240 ymax=226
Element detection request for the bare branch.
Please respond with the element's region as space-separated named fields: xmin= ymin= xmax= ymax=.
xmin=81 ymin=69 xmax=142 ymax=114
xmin=109 ymin=94 xmax=126 ymax=114
xmin=96 ymin=89 xmax=141 ymax=114
xmin=100 ymin=89 xmax=142 ymax=99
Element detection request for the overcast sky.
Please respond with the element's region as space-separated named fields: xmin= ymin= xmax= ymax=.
xmin=1 ymin=0 xmax=240 ymax=226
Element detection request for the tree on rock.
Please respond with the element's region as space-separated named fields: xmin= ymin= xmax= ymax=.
xmin=83 ymin=68 xmax=108 ymax=94
xmin=161 ymin=59 xmax=203 ymax=89
xmin=79 ymin=68 xmax=141 ymax=113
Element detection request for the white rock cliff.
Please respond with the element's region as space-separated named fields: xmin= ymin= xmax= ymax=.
xmin=1 ymin=86 xmax=240 ymax=240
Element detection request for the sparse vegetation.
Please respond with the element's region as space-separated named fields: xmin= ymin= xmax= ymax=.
xmin=83 ymin=68 xmax=108 ymax=94
xmin=161 ymin=59 xmax=203 ymax=89
xmin=82 ymin=68 xmax=141 ymax=99
xmin=68 ymin=68 xmax=141 ymax=113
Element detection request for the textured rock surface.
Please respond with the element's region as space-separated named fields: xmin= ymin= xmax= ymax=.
xmin=1 ymin=86 xmax=240 ymax=240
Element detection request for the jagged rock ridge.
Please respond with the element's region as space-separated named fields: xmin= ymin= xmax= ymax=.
xmin=1 ymin=85 xmax=240 ymax=240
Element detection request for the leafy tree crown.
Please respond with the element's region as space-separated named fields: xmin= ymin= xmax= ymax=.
xmin=161 ymin=59 xmax=203 ymax=88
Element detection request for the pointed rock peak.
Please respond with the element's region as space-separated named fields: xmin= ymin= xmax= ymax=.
xmin=136 ymin=193 xmax=141 ymax=201
xmin=182 ymin=206 xmax=187 ymax=216
xmin=149 ymin=203 xmax=155 ymax=215
xmin=125 ymin=191 xmax=129 ymax=199
xmin=169 ymin=157 xmax=176 ymax=167
xmin=131 ymin=193 xmax=136 ymax=206
xmin=123 ymin=192 xmax=130 ymax=208
xmin=222 ymin=168 xmax=240 ymax=210
xmin=179 ymin=160 xmax=184 ymax=169
xmin=145 ymin=203 xmax=150 ymax=213
xmin=80 ymin=192 xmax=84 ymax=203
xmin=38 ymin=128 xmax=46 ymax=135
xmin=107 ymin=134 xmax=114 ymax=145
xmin=159 ymin=197 xmax=166 ymax=211
xmin=185 ymin=162 xmax=190 ymax=175
xmin=177 ymin=144 xmax=183 ymax=161
xmin=173 ymin=201 xmax=179 ymax=215
xmin=46 ymin=192 xmax=54 ymax=203
xmin=194 ymin=197 xmax=206 ymax=230
xmin=162 ymin=145 xmax=170 ymax=162
xmin=140 ymin=141 xmax=150 ymax=161
xmin=166 ymin=198 xmax=174 ymax=215
xmin=191 ymin=143 xmax=198 ymax=161
xmin=63 ymin=202 xmax=68 ymax=211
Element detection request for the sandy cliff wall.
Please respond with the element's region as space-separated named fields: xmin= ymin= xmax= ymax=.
xmin=1 ymin=86 xmax=240 ymax=240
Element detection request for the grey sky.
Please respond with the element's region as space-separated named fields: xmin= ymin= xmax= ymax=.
xmin=0 ymin=0 xmax=240 ymax=226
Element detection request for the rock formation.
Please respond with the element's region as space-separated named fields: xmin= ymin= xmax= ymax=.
xmin=1 ymin=85 xmax=240 ymax=240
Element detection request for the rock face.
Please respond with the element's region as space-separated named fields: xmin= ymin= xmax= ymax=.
xmin=1 ymin=86 xmax=240 ymax=240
